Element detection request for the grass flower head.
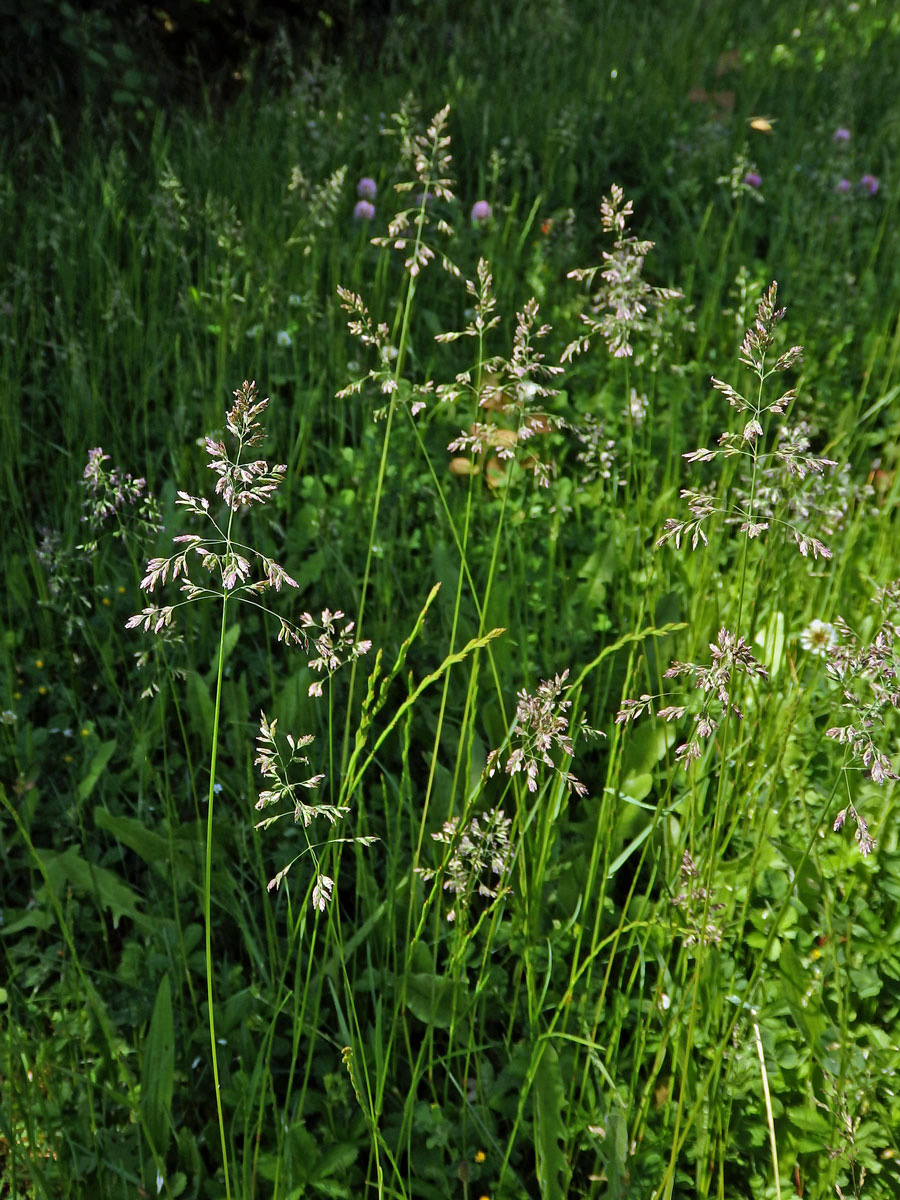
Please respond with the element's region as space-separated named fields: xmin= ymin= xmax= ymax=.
xmin=718 ymin=153 xmax=765 ymax=202
xmin=617 ymin=628 xmax=769 ymax=769
xmin=418 ymin=809 xmax=513 ymax=922
xmin=656 ymin=283 xmax=837 ymax=560
xmin=372 ymin=103 xmax=459 ymax=277
xmin=485 ymin=669 xmax=602 ymax=795
xmin=127 ymin=381 xmax=298 ymax=635
xmin=563 ymin=183 xmax=682 ymax=361
xmin=79 ymin=447 xmax=163 ymax=554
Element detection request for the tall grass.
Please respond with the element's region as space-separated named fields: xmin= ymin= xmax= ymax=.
xmin=3 ymin=2 xmax=900 ymax=1198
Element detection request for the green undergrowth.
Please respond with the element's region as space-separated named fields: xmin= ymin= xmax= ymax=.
xmin=3 ymin=2 xmax=900 ymax=1198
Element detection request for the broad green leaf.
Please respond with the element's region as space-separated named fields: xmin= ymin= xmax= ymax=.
xmin=37 ymin=846 xmax=154 ymax=933
xmin=185 ymin=670 xmax=215 ymax=742
xmin=221 ymin=621 xmax=241 ymax=663
xmin=601 ymin=1108 xmax=629 ymax=1199
xmin=141 ymin=972 xmax=175 ymax=1158
xmin=293 ymin=549 xmax=326 ymax=591
xmin=1 ymin=906 xmax=55 ymax=936
xmin=770 ymin=839 xmax=822 ymax=913
xmin=534 ymin=1042 xmax=568 ymax=1200
xmin=787 ymin=1101 xmax=832 ymax=1152
xmin=77 ymin=738 xmax=116 ymax=801
xmin=94 ymin=807 xmax=196 ymax=885
xmin=755 ymin=609 xmax=785 ymax=677
xmin=405 ymin=971 xmax=468 ymax=1030
xmin=310 ymin=1140 xmax=359 ymax=1182
xmin=778 ymin=941 xmax=826 ymax=1051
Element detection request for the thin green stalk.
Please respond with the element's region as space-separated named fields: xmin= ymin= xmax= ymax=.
xmin=204 ymin=578 xmax=234 ymax=1200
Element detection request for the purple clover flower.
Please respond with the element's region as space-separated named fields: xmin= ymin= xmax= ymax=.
xmin=357 ymin=177 xmax=377 ymax=201
xmin=833 ymin=127 xmax=851 ymax=143
xmin=471 ymin=200 xmax=492 ymax=223
xmin=353 ymin=199 xmax=375 ymax=220
xmin=836 ymin=178 xmax=851 ymax=194
xmin=742 ymin=171 xmax=762 ymax=189
xmin=860 ymin=174 xmax=879 ymax=195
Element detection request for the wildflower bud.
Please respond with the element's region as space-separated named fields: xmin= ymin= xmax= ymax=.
xmin=353 ymin=199 xmax=375 ymax=220
xmin=471 ymin=200 xmax=492 ymax=223
xmin=356 ymin=176 xmax=377 ymax=200
xmin=860 ymin=173 xmax=879 ymax=195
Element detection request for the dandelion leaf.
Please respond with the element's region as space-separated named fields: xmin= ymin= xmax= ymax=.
xmin=405 ymin=970 xmax=469 ymax=1031
xmin=37 ymin=845 xmax=155 ymax=933
xmin=534 ymin=1042 xmax=569 ymax=1200
xmin=94 ymin=807 xmax=197 ymax=889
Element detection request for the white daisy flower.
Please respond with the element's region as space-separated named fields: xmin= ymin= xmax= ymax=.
xmin=799 ymin=619 xmax=837 ymax=657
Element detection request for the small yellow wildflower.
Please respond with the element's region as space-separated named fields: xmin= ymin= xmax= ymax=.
xmin=80 ymin=727 xmax=90 ymax=738
xmin=38 ymin=686 xmax=47 ymax=696
xmin=102 ymin=597 xmax=111 ymax=607
xmin=117 ymin=586 xmax=126 ymax=594
xmin=474 ymin=1150 xmax=486 ymax=1163
xmin=35 ymin=659 xmax=44 ymax=669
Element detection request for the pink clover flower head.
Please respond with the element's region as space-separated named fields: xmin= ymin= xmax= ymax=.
xmin=742 ymin=171 xmax=762 ymax=189
xmin=860 ymin=173 xmax=879 ymax=195
xmin=832 ymin=127 xmax=851 ymax=143
xmin=356 ymin=176 xmax=377 ymax=201
xmin=471 ymin=199 xmax=492 ymax=223
xmin=835 ymin=178 xmax=851 ymax=194
xmin=353 ymin=199 xmax=375 ymax=220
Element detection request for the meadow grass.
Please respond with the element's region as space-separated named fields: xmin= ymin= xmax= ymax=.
xmin=3 ymin=2 xmax=900 ymax=1197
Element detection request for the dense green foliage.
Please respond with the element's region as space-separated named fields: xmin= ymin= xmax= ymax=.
xmin=2 ymin=0 xmax=383 ymax=126
xmin=3 ymin=2 xmax=900 ymax=1197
